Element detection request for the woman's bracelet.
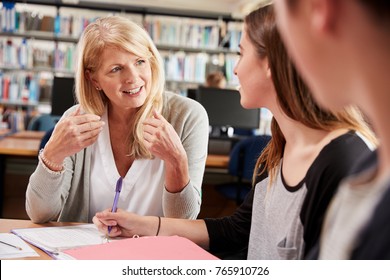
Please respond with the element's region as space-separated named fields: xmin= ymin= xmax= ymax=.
xmin=38 ymin=148 xmax=64 ymax=171
xmin=156 ymin=216 xmax=161 ymax=236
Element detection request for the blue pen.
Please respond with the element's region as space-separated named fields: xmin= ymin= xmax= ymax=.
xmin=108 ymin=177 xmax=123 ymax=234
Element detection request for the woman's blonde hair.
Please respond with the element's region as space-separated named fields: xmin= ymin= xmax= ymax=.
xmin=75 ymin=15 xmax=165 ymax=158
xmin=246 ymin=5 xmax=377 ymax=185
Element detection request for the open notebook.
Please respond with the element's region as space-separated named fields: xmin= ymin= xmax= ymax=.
xmin=11 ymin=224 xmax=218 ymax=260
xmin=11 ymin=224 xmax=108 ymax=259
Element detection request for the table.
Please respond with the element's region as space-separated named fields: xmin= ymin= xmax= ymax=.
xmin=8 ymin=131 xmax=45 ymax=140
xmin=0 ymin=131 xmax=228 ymax=167
xmin=0 ymin=137 xmax=42 ymax=157
xmin=0 ymin=218 xmax=81 ymax=260
xmin=0 ymin=132 xmax=229 ymax=168
xmin=205 ymin=154 xmax=229 ymax=169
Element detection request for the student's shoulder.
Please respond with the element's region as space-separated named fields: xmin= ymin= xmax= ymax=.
xmin=320 ymin=131 xmax=372 ymax=160
xmin=310 ymin=131 xmax=374 ymax=175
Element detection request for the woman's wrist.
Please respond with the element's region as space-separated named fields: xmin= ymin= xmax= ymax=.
xmin=164 ymin=151 xmax=190 ymax=192
xmin=38 ymin=148 xmax=65 ymax=172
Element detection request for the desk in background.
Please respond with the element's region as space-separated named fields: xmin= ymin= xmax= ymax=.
xmin=7 ymin=131 xmax=46 ymax=140
xmin=0 ymin=132 xmax=43 ymax=217
xmin=0 ymin=131 xmax=227 ymax=166
xmin=0 ymin=218 xmax=81 ymax=260
xmin=0 ymin=136 xmax=43 ymax=156
xmin=205 ymin=154 xmax=229 ymax=169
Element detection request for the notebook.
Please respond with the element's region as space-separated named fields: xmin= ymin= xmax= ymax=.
xmin=62 ymin=235 xmax=219 ymax=260
xmin=11 ymin=224 xmax=109 ymax=259
xmin=0 ymin=233 xmax=39 ymax=259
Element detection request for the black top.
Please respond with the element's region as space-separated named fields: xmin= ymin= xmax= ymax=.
xmin=204 ymin=131 xmax=373 ymax=259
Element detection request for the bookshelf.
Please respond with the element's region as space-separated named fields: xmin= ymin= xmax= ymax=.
xmin=0 ymin=1 xmax=242 ymax=129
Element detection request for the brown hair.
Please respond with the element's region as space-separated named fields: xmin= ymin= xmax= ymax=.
xmin=246 ymin=4 xmax=376 ymax=184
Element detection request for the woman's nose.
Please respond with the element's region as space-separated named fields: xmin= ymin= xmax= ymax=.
xmin=123 ymin=67 xmax=138 ymax=84
xmin=233 ymin=64 xmax=238 ymax=76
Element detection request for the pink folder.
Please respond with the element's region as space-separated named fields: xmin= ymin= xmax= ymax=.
xmin=62 ymin=235 xmax=219 ymax=260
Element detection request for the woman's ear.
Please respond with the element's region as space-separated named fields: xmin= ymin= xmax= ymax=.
xmin=265 ymin=58 xmax=272 ymax=79
xmin=267 ymin=67 xmax=272 ymax=79
xmin=311 ymin=0 xmax=339 ymax=35
xmin=85 ymin=70 xmax=100 ymax=89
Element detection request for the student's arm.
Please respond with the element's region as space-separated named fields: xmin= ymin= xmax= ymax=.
xmin=204 ymin=187 xmax=254 ymax=255
xmin=93 ymin=209 xmax=210 ymax=249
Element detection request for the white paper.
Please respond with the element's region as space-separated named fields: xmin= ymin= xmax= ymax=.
xmin=11 ymin=224 xmax=108 ymax=257
xmin=0 ymin=233 xmax=39 ymax=259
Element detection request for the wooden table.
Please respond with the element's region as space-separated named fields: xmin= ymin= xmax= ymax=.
xmin=205 ymin=154 xmax=229 ymax=169
xmin=0 ymin=137 xmax=41 ymax=156
xmin=0 ymin=131 xmax=227 ymax=167
xmin=0 ymin=130 xmax=43 ymax=156
xmin=0 ymin=219 xmax=81 ymax=260
xmin=8 ymin=131 xmax=45 ymax=140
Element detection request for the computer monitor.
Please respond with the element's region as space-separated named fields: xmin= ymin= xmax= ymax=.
xmin=196 ymin=86 xmax=260 ymax=137
xmin=50 ymin=76 xmax=77 ymax=116
xmin=186 ymin=88 xmax=198 ymax=100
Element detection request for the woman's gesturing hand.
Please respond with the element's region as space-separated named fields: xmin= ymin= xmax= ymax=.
xmin=43 ymin=106 xmax=105 ymax=164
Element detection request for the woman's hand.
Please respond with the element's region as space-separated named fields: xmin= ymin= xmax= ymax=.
xmin=93 ymin=209 xmax=157 ymax=238
xmin=43 ymin=106 xmax=105 ymax=165
xmin=143 ymin=110 xmax=189 ymax=192
xmin=143 ymin=110 xmax=187 ymax=165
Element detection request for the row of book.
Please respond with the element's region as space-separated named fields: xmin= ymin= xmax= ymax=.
xmin=144 ymin=15 xmax=221 ymax=50
xmin=1 ymin=2 xmax=242 ymax=51
xmin=0 ymin=107 xmax=27 ymax=132
xmin=0 ymin=71 xmax=41 ymax=104
xmin=1 ymin=2 xmax=100 ymax=38
xmin=0 ymin=36 xmax=238 ymax=86
xmin=161 ymin=51 xmax=239 ymax=85
xmin=0 ymin=37 xmax=75 ymax=72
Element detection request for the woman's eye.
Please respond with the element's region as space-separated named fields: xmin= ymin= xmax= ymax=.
xmin=111 ymin=66 xmax=121 ymax=73
xmin=136 ymin=59 xmax=146 ymax=66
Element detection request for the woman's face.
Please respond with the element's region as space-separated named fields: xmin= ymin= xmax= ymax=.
xmin=234 ymin=26 xmax=275 ymax=110
xmin=91 ymin=46 xmax=152 ymax=111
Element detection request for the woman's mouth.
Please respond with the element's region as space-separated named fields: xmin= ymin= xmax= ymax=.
xmin=123 ymin=86 xmax=142 ymax=95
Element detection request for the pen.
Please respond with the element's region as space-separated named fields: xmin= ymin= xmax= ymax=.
xmin=0 ymin=240 xmax=22 ymax=250
xmin=108 ymin=177 xmax=123 ymax=234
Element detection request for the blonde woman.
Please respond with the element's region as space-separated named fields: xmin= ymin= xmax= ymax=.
xmin=26 ymin=16 xmax=209 ymax=223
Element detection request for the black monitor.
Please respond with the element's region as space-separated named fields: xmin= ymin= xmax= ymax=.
xmin=186 ymin=88 xmax=198 ymax=100
xmin=196 ymin=86 xmax=260 ymax=137
xmin=50 ymin=76 xmax=77 ymax=116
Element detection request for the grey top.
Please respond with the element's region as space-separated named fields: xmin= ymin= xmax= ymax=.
xmin=26 ymin=91 xmax=209 ymax=223
xmin=248 ymin=164 xmax=307 ymax=260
